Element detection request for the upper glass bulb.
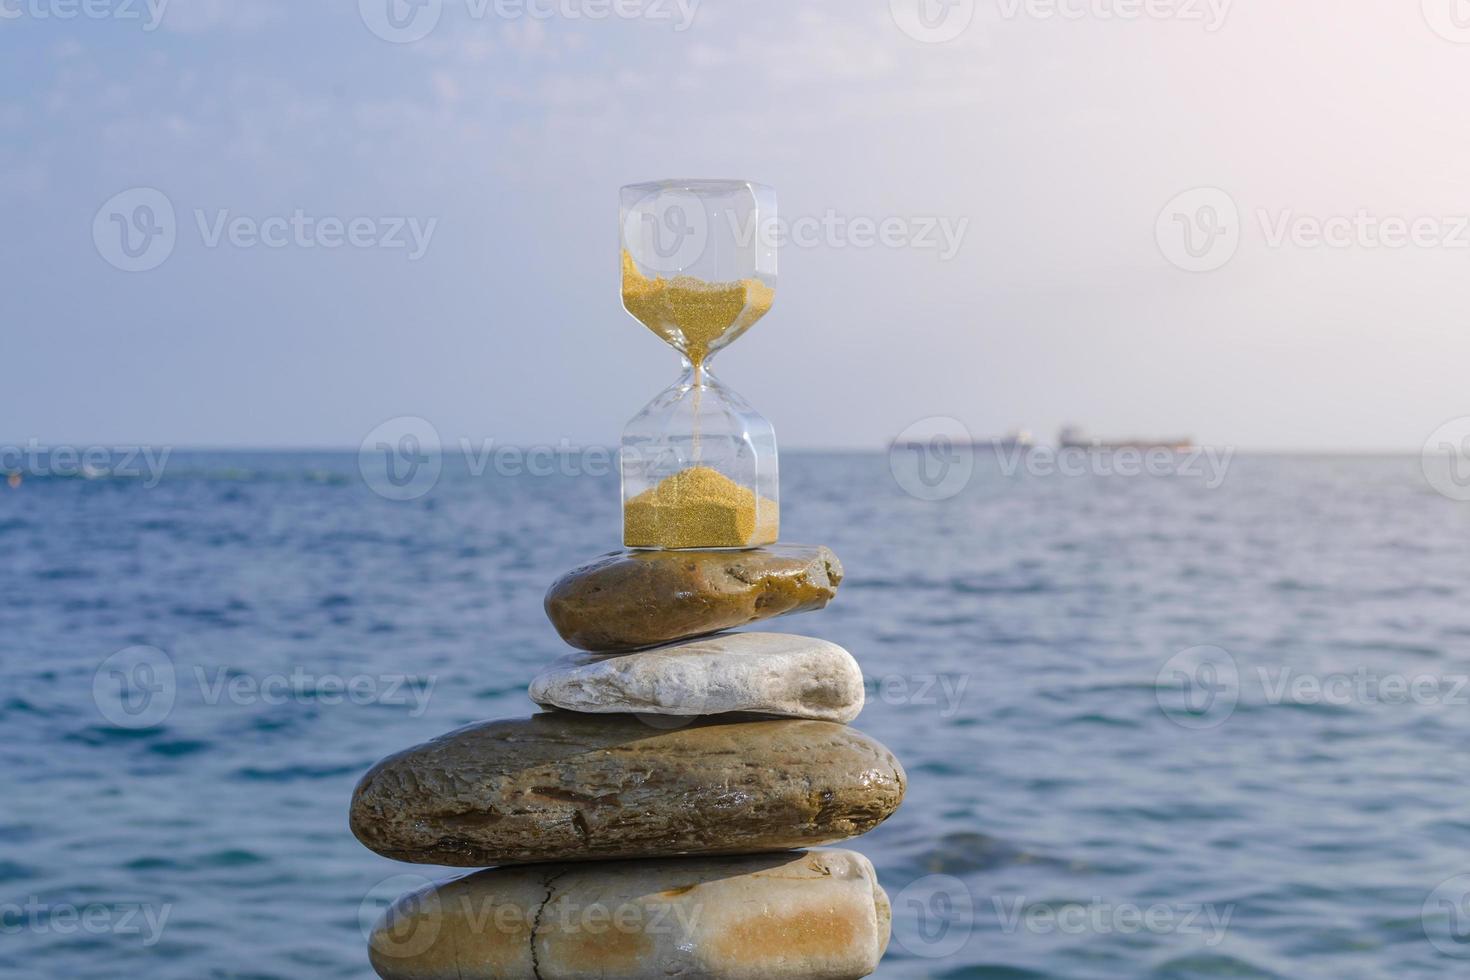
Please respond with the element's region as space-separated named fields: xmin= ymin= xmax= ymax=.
xmin=620 ymin=179 xmax=778 ymax=370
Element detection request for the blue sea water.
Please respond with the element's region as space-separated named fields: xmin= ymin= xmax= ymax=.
xmin=4 ymin=450 xmax=1469 ymax=979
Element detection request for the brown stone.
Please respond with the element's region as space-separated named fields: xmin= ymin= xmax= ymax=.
xmin=543 ymin=544 xmax=844 ymax=652
xmin=349 ymin=713 xmax=904 ymax=867
xmin=367 ymin=849 xmax=890 ymax=980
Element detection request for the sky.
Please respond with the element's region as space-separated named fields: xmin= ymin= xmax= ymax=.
xmin=4 ymin=0 xmax=1470 ymax=451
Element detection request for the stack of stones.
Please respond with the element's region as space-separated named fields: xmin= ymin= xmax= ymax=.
xmin=351 ymin=544 xmax=906 ymax=979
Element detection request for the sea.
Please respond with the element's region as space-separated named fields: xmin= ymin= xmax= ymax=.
xmin=3 ymin=449 xmax=1468 ymax=978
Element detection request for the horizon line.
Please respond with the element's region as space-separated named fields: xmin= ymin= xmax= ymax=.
xmin=16 ymin=443 xmax=1434 ymax=457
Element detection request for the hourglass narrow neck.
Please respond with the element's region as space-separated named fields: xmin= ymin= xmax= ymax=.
xmin=660 ymin=361 xmax=759 ymax=413
xmin=679 ymin=354 xmax=721 ymax=387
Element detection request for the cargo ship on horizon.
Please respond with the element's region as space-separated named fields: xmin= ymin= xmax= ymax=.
xmin=1057 ymin=425 xmax=1194 ymax=451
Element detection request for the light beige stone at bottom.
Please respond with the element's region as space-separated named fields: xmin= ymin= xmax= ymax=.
xmin=368 ymin=849 xmax=890 ymax=980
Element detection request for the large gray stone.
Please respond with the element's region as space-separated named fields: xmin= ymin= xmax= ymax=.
xmin=529 ymin=632 xmax=865 ymax=723
xmin=368 ymin=849 xmax=890 ymax=980
xmin=349 ymin=713 xmax=906 ymax=867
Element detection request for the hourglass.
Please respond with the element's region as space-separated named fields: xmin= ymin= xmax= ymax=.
xmin=619 ymin=179 xmax=779 ymax=550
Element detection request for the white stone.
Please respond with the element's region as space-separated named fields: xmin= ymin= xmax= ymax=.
xmin=529 ymin=631 xmax=864 ymax=723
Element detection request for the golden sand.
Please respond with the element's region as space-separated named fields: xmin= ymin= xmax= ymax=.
xmin=624 ymin=465 xmax=779 ymax=549
xmin=621 ymin=250 xmax=774 ymax=369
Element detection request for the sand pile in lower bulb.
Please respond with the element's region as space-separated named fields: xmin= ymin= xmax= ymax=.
xmin=624 ymin=466 xmax=778 ymax=549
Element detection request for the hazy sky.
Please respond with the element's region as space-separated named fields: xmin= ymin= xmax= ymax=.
xmin=5 ymin=0 xmax=1469 ymax=451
